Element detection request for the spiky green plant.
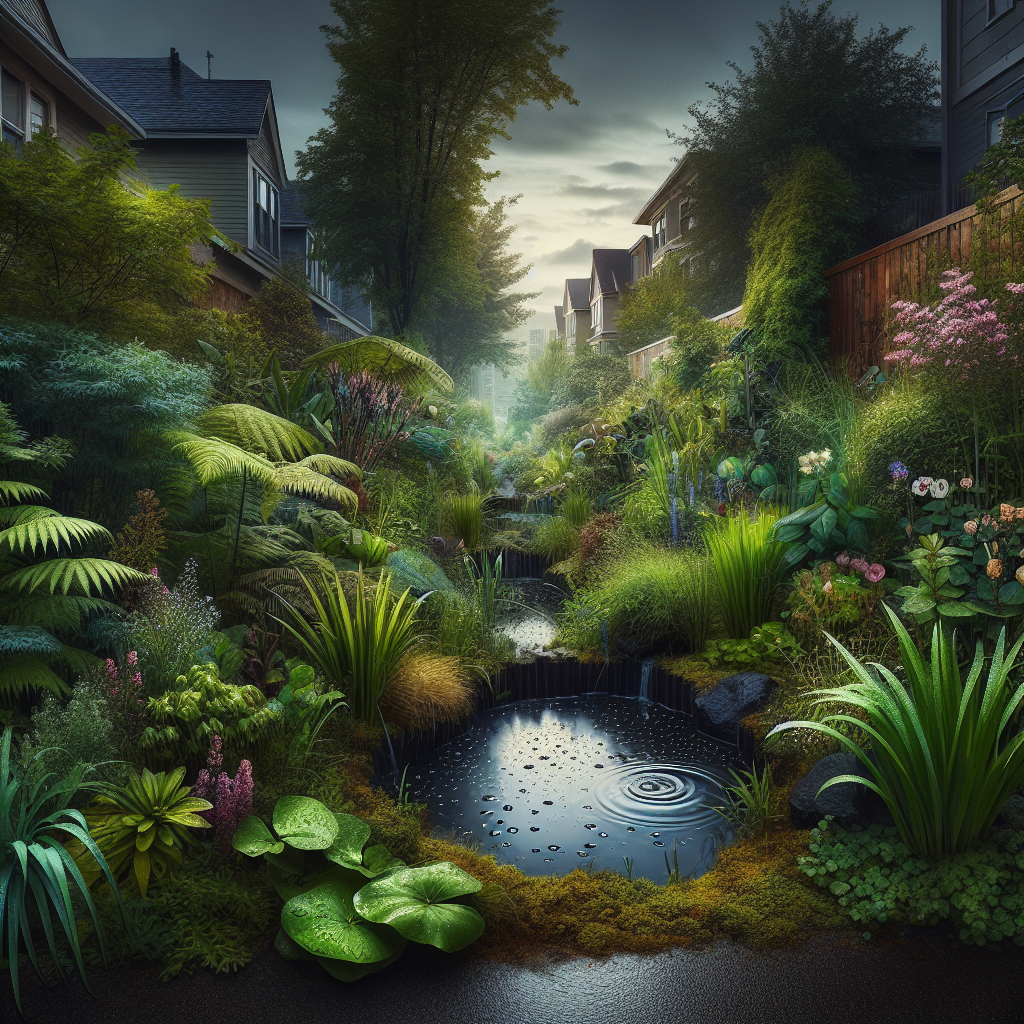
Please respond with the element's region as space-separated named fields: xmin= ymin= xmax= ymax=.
xmin=0 ymin=727 xmax=122 ymax=1013
xmin=276 ymin=569 xmax=424 ymax=723
xmin=445 ymin=491 xmax=488 ymax=550
xmin=705 ymin=510 xmax=785 ymax=639
xmin=768 ymin=606 xmax=1024 ymax=857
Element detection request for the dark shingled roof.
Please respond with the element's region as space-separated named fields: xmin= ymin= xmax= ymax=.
xmin=2 ymin=0 xmax=63 ymax=52
xmin=70 ymin=56 xmax=270 ymax=136
xmin=554 ymin=304 xmax=565 ymax=336
xmin=564 ymin=278 xmax=590 ymax=311
xmin=591 ymin=249 xmax=632 ymax=297
xmin=280 ymin=181 xmax=310 ymax=226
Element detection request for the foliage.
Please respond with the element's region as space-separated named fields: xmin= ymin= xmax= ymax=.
xmin=380 ymin=652 xmax=476 ymax=731
xmin=0 ymin=126 xmax=214 ymax=327
xmin=232 ymin=795 xmax=484 ymax=979
xmin=663 ymin=308 xmax=731 ymax=392
xmin=298 ymin=0 xmax=574 ymax=334
xmin=384 ymin=549 xmax=455 ymax=597
xmin=243 ymin=279 xmax=326 ymax=370
xmin=445 ymin=491 xmax=489 ymax=550
xmin=964 ymin=109 xmax=1024 ymax=202
xmin=676 ymin=0 xmax=938 ymax=311
xmin=614 ymin=257 xmax=695 ymax=352
xmin=277 ymin=569 xmax=422 ymax=723
xmin=193 ymin=747 xmax=254 ymax=853
xmin=743 ymin=148 xmax=861 ymax=360
xmin=140 ymin=664 xmax=278 ymax=769
xmin=303 ymin=336 xmax=455 ymax=395
xmin=0 ymin=728 xmax=122 ymax=1013
xmin=559 ymin=545 xmax=715 ymax=657
xmin=700 ymin=622 xmax=802 ymax=668
xmin=78 ymin=767 xmax=212 ymax=897
xmin=533 ymin=514 xmax=582 ymax=561
xmin=715 ymin=763 xmax=781 ymax=839
xmin=107 ymin=489 xmax=168 ymax=573
xmin=769 ymin=607 xmax=1024 ymax=857
xmin=706 ymin=510 xmax=785 ymax=639
xmin=550 ymin=353 xmax=632 ymax=411
xmin=785 ymin=560 xmax=889 ymax=647
xmin=800 ymin=821 xmax=1023 ymax=946
xmin=265 ymin=663 xmax=346 ymax=761
xmin=511 ymin=337 xmax=572 ymax=421
xmin=415 ymin=197 xmax=535 ymax=380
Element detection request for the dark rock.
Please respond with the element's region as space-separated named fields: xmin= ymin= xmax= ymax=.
xmin=693 ymin=671 xmax=775 ymax=738
xmin=790 ymin=753 xmax=871 ymax=829
xmin=996 ymin=793 xmax=1024 ymax=831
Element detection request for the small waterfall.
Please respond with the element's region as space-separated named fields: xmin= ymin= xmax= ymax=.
xmin=639 ymin=657 xmax=655 ymax=702
xmin=378 ymin=709 xmax=400 ymax=775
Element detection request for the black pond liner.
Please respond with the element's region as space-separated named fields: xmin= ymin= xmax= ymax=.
xmin=375 ymin=656 xmax=761 ymax=884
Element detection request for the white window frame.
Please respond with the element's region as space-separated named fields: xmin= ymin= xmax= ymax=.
xmin=1 ymin=66 xmax=26 ymax=154
xmin=653 ymin=211 xmax=667 ymax=250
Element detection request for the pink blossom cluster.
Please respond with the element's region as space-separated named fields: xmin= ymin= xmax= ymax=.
xmin=105 ymin=651 xmax=142 ymax=698
xmin=194 ymin=736 xmax=253 ymax=852
xmin=886 ymin=269 xmax=1016 ymax=378
xmin=835 ymin=551 xmax=886 ymax=584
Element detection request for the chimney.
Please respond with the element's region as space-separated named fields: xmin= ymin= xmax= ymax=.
xmin=170 ymin=47 xmax=180 ymax=65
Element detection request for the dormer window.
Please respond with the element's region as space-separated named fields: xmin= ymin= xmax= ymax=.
xmin=989 ymin=0 xmax=1015 ymax=22
xmin=253 ymin=168 xmax=279 ymax=256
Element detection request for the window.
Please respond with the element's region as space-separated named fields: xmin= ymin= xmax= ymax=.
xmin=591 ymin=300 xmax=602 ymax=334
xmin=1 ymin=69 xmax=25 ymax=155
xmin=989 ymin=0 xmax=1015 ymax=21
xmin=305 ymin=230 xmax=329 ymax=297
xmin=653 ymin=211 xmax=667 ymax=250
xmin=252 ymin=168 xmax=279 ymax=256
xmin=679 ymin=198 xmax=694 ymax=236
xmin=29 ymin=93 xmax=49 ymax=136
xmin=988 ymin=110 xmax=1006 ymax=148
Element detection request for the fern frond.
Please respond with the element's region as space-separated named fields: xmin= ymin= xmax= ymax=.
xmin=273 ymin=465 xmax=358 ymax=513
xmin=0 ymin=505 xmax=62 ymax=527
xmin=303 ymin=337 xmax=454 ymax=393
xmin=4 ymin=594 xmax=118 ymax=633
xmin=3 ymin=558 xmax=151 ymax=596
xmin=0 ymin=514 xmax=111 ymax=556
xmin=0 ymin=480 xmax=49 ymax=506
xmin=293 ymin=453 xmax=362 ymax=480
xmin=0 ymin=653 xmax=68 ymax=698
xmin=0 ymin=625 xmax=62 ymax=655
xmin=169 ymin=432 xmax=278 ymax=489
xmin=197 ymin=404 xmax=322 ymax=460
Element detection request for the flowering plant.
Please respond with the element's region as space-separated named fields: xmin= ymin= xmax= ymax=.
xmin=785 ymin=560 xmax=889 ymax=646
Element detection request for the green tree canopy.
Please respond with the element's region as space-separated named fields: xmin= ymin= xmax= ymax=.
xmin=0 ymin=127 xmax=216 ymax=328
xmin=677 ymin=0 xmax=938 ymax=312
xmin=614 ymin=257 xmax=695 ymax=352
xmin=296 ymin=0 xmax=575 ymax=336
xmin=244 ymin=279 xmax=326 ymax=370
xmin=415 ymin=197 xmax=536 ymax=383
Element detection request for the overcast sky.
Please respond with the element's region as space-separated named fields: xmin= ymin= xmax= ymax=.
xmin=48 ymin=0 xmax=939 ymax=343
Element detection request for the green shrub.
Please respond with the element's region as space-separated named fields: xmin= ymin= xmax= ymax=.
xmin=800 ymin=821 xmax=1023 ymax=946
xmin=700 ymin=622 xmax=802 ymax=668
xmin=663 ymin=308 xmax=731 ymax=392
xmin=551 ymin=353 xmax=632 ymax=410
xmin=533 ymin=515 xmax=581 ymax=561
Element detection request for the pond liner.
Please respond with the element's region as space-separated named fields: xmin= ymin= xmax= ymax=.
xmin=465 ymin=547 xmax=555 ymax=580
xmin=373 ymin=659 xmax=761 ymax=783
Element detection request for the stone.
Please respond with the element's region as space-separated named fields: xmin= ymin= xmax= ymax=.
xmin=996 ymin=793 xmax=1024 ymax=831
xmin=790 ymin=752 xmax=870 ymax=830
xmin=693 ymin=671 xmax=775 ymax=738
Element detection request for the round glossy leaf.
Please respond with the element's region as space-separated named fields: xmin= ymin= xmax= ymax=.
xmin=324 ymin=813 xmax=371 ymax=871
xmin=282 ymin=872 xmax=405 ymax=964
xmin=353 ymin=863 xmax=485 ymax=952
xmin=360 ymin=844 xmax=406 ymax=877
xmin=315 ymin=949 xmax=404 ymax=982
xmin=750 ymin=463 xmax=776 ymax=488
xmin=717 ymin=456 xmax=744 ymax=480
xmin=232 ymin=815 xmax=285 ymax=857
xmin=273 ymin=796 xmax=339 ymax=850
xmin=275 ymin=927 xmax=314 ymax=961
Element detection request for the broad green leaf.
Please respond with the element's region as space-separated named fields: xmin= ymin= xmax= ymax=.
xmin=353 ymin=862 xmax=485 ymax=952
xmin=275 ymin=927 xmax=314 ymax=961
xmin=361 ymin=844 xmax=406 ymax=877
xmin=775 ymin=523 xmax=806 ymax=543
xmin=936 ymin=601 xmax=977 ymax=617
xmin=273 ymin=796 xmax=339 ymax=850
xmin=779 ymin=543 xmax=809 ymax=572
xmin=811 ymin=507 xmax=837 ymax=542
xmin=324 ymin=813 xmax=371 ymax=871
xmin=231 ymin=815 xmax=284 ymax=857
xmin=315 ymin=949 xmax=404 ymax=982
xmin=846 ymin=519 xmax=869 ymax=552
xmin=774 ymin=503 xmax=825 ymax=529
xmin=902 ymin=594 xmax=936 ymax=615
xmin=281 ymin=873 xmax=406 ymax=964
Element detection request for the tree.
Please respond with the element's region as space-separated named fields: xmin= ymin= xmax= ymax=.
xmin=510 ymin=337 xmax=572 ymax=421
xmin=743 ymin=148 xmax=861 ymax=359
xmin=243 ymin=279 xmax=326 ymax=370
xmin=676 ymin=0 xmax=938 ymax=312
xmin=0 ymin=127 xmax=215 ymax=328
xmin=297 ymin=0 xmax=575 ymax=336
xmin=614 ymin=257 xmax=695 ymax=352
xmin=416 ymin=197 xmax=536 ymax=382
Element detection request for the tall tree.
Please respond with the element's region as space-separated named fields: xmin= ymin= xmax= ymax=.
xmin=416 ymin=197 xmax=536 ymax=382
xmin=676 ymin=0 xmax=938 ymax=312
xmin=297 ymin=0 xmax=575 ymax=336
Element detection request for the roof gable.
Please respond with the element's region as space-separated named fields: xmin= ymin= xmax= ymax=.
xmin=591 ymin=249 xmax=632 ymax=299
xmin=1 ymin=0 xmax=63 ymax=53
xmin=564 ymin=278 xmax=590 ymax=311
xmin=71 ymin=55 xmax=272 ymax=137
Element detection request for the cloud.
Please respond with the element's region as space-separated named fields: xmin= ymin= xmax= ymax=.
xmin=538 ymin=238 xmax=598 ymax=265
xmin=599 ymin=160 xmax=659 ymax=176
xmin=559 ymin=181 xmax=649 ymax=202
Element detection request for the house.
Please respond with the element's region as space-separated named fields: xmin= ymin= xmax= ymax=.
xmin=942 ymin=0 xmax=1024 ymax=214
xmin=588 ymin=248 xmax=632 ymax=353
xmin=553 ymin=304 xmax=565 ymax=340
xmin=632 ymin=154 xmax=699 ymax=282
xmin=561 ymin=278 xmax=591 ymax=356
xmin=0 ymin=0 xmax=141 ymax=152
xmin=70 ymin=48 xmax=368 ymax=336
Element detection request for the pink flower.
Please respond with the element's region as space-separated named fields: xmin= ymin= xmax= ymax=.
xmin=835 ymin=551 xmax=850 ymax=568
xmin=127 ymin=650 xmax=138 ymax=666
xmin=850 ymin=557 xmax=870 ymax=573
xmin=105 ymin=658 xmax=118 ymax=683
xmin=149 ymin=566 xmax=160 ymax=577
xmin=193 ymin=769 xmax=212 ymax=803
xmin=864 ymin=564 xmax=886 ymax=583
xmin=960 ymin=478 xmax=973 ymax=489
xmin=964 ymin=520 xmax=978 ymax=535
xmin=982 ymin=514 xmax=996 ymax=527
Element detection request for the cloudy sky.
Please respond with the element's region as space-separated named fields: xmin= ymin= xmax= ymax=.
xmin=48 ymin=0 xmax=939 ymax=343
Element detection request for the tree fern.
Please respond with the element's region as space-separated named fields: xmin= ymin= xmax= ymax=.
xmin=0 ymin=512 xmax=111 ymax=557
xmin=169 ymin=432 xmax=279 ymax=490
xmin=269 ymin=465 xmax=358 ymax=514
xmin=303 ymin=337 xmax=454 ymax=393
xmin=3 ymin=557 xmax=150 ymax=596
xmin=0 ymin=480 xmax=48 ymax=505
xmin=197 ymin=404 xmax=322 ymax=461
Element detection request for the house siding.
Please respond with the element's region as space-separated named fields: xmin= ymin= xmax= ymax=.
xmin=247 ymin=111 xmax=280 ymax=182
xmin=131 ymin=139 xmax=250 ymax=245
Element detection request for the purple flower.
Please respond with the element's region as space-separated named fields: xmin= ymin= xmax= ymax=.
xmin=888 ymin=461 xmax=909 ymax=482
xmin=864 ymin=564 xmax=886 ymax=583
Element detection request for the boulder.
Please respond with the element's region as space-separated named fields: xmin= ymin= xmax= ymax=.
xmin=790 ymin=752 xmax=870 ymax=830
xmin=996 ymin=793 xmax=1024 ymax=831
xmin=694 ymin=671 xmax=775 ymax=739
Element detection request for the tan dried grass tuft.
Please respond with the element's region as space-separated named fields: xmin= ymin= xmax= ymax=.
xmin=381 ymin=653 xmax=476 ymax=731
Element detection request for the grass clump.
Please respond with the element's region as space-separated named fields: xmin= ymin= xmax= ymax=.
xmin=381 ymin=651 xmax=477 ymax=731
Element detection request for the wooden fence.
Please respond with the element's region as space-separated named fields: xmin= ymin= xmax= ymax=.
xmin=826 ymin=184 xmax=1024 ymax=377
xmin=627 ymin=336 xmax=672 ymax=379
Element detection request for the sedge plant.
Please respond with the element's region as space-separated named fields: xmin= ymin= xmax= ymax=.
xmin=705 ymin=509 xmax=785 ymax=639
xmin=768 ymin=605 xmax=1024 ymax=857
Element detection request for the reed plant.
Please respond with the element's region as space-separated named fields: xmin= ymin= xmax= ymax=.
xmin=445 ymin=490 xmax=488 ymax=550
xmin=705 ymin=509 xmax=785 ymax=639
xmin=769 ymin=606 xmax=1024 ymax=857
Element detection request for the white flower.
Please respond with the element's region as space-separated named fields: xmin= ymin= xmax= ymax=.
xmin=928 ymin=478 xmax=949 ymax=498
xmin=910 ymin=476 xmax=932 ymax=497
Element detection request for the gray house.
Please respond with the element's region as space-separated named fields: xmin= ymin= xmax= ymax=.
xmin=72 ymin=49 xmax=368 ymax=337
xmin=588 ymin=249 xmax=632 ymax=353
xmin=561 ymin=278 xmax=591 ymax=356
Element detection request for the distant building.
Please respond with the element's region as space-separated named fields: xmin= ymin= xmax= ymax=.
xmin=469 ymin=363 xmax=519 ymax=427
xmin=588 ymin=248 xmax=632 ymax=353
xmin=561 ymin=278 xmax=591 ymax=356
xmin=528 ymin=328 xmax=546 ymax=362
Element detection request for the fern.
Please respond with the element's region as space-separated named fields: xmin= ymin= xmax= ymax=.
xmin=197 ymin=404 xmax=322 ymax=461
xmin=294 ymin=453 xmax=361 ymax=479
xmin=269 ymin=465 xmax=358 ymax=513
xmin=169 ymin=432 xmax=278 ymax=490
xmin=3 ymin=557 xmax=150 ymax=595
xmin=0 ymin=513 xmax=111 ymax=557
xmin=303 ymin=336 xmax=454 ymax=393
xmin=0 ymin=480 xmax=48 ymax=505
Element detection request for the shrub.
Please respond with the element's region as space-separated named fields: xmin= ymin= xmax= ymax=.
xmin=107 ymin=488 xmax=169 ymax=572
xmin=380 ymin=652 xmax=476 ymax=731
xmin=663 ymin=308 xmax=731 ymax=392
xmin=243 ymin=278 xmax=326 ymax=369
xmin=614 ymin=256 xmax=695 ymax=352
xmin=551 ymin=353 xmax=632 ymax=410
xmin=706 ymin=510 xmax=785 ymax=639
xmin=536 ymin=404 xmax=585 ymax=445
xmin=800 ymin=821 xmax=1023 ymax=946
xmin=770 ymin=608 xmax=1024 ymax=857
xmin=533 ymin=515 xmax=582 ymax=561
